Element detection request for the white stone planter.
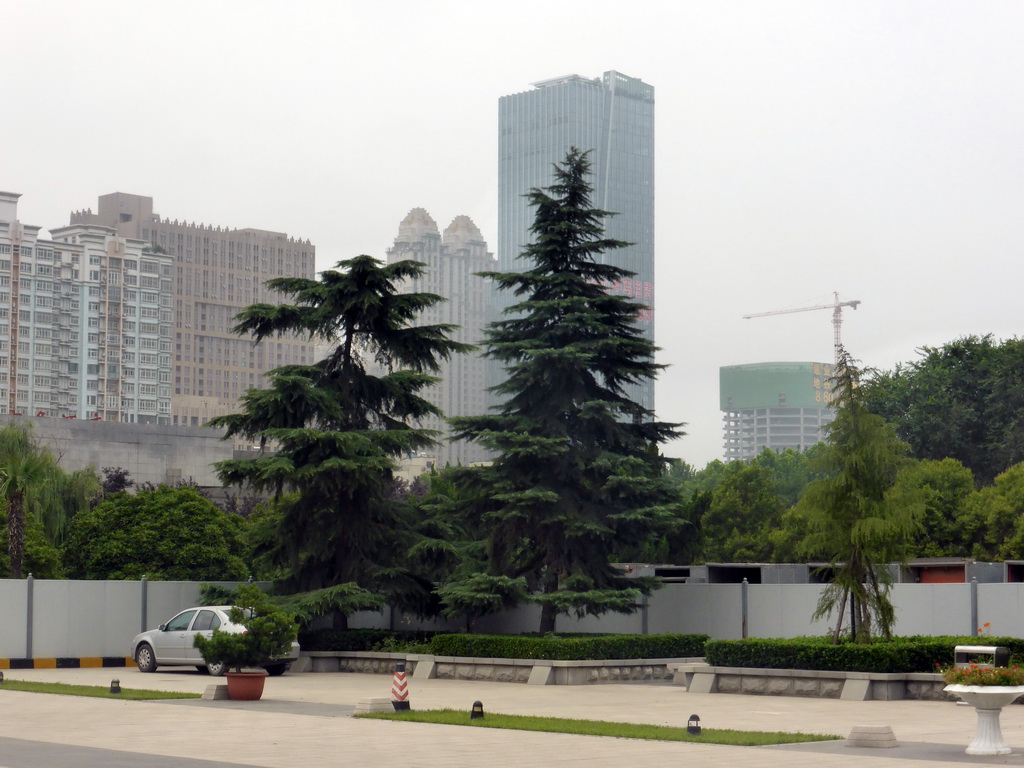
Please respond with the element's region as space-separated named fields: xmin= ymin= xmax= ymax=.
xmin=944 ymin=684 xmax=1024 ymax=755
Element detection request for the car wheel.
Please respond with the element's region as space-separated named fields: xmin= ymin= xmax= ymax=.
xmin=206 ymin=660 xmax=227 ymax=676
xmin=265 ymin=663 xmax=288 ymax=676
xmin=196 ymin=666 xmax=210 ymax=674
xmin=136 ymin=644 xmax=158 ymax=673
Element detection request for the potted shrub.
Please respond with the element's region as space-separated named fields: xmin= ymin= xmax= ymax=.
xmin=194 ymin=583 xmax=298 ymax=701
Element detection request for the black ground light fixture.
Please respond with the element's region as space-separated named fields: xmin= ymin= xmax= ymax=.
xmin=0 ymin=670 xmax=4 ymax=683
xmin=687 ymin=714 xmax=701 ymax=735
xmin=109 ymin=678 xmax=121 ymax=694
xmin=471 ymin=701 xmax=484 ymax=720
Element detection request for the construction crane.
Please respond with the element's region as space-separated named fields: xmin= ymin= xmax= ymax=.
xmin=743 ymin=291 xmax=862 ymax=368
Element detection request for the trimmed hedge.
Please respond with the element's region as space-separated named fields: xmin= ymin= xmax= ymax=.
xmin=428 ymin=633 xmax=708 ymax=661
xmin=299 ymin=628 xmax=438 ymax=652
xmin=705 ymin=636 xmax=1024 ymax=674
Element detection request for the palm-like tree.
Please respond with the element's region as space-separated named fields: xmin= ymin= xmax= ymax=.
xmin=0 ymin=425 xmax=63 ymax=578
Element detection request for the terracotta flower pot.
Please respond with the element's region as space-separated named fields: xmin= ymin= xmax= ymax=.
xmin=225 ymin=671 xmax=268 ymax=701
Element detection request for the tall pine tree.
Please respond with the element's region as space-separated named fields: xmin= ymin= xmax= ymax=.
xmin=212 ymin=256 xmax=471 ymax=623
xmin=450 ymin=148 xmax=685 ymax=633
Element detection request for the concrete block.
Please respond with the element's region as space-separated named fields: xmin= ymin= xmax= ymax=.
xmin=311 ymin=656 xmax=341 ymax=673
xmin=290 ymin=655 xmax=311 ymax=673
xmin=841 ymin=678 xmax=872 ymax=701
xmin=688 ymin=672 xmax=718 ymax=694
xmin=354 ymin=697 xmax=394 ymax=714
xmin=202 ymin=684 xmax=229 ymax=700
xmin=527 ymin=665 xmax=554 ymax=685
xmin=846 ymin=725 xmax=898 ymax=748
xmin=413 ymin=658 xmax=436 ymax=679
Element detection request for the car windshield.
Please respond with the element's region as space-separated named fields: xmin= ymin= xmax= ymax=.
xmin=165 ymin=610 xmax=196 ymax=632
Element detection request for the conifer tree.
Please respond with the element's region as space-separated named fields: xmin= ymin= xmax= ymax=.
xmin=450 ymin=148 xmax=684 ymax=633
xmin=212 ymin=256 xmax=471 ymax=623
xmin=799 ymin=351 xmax=923 ymax=642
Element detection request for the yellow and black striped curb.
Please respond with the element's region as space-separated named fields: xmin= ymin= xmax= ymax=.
xmin=0 ymin=657 xmax=134 ymax=670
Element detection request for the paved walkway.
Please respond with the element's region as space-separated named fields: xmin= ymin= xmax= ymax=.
xmin=2 ymin=666 xmax=1023 ymax=767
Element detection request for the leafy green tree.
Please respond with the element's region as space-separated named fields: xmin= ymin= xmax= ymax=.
xmin=450 ymin=148 xmax=685 ymax=633
xmin=889 ymin=458 xmax=981 ymax=557
xmin=862 ymin=335 xmax=1024 ymax=485
xmin=62 ymin=485 xmax=248 ymax=580
xmin=969 ymin=463 xmax=1024 ymax=560
xmin=0 ymin=424 xmax=98 ymax=577
xmin=799 ymin=352 xmax=924 ymax=642
xmin=0 ymin=512 xmax=63 ymax=578
xmin=699 ymin=462 xmax=784 ymax=562
xmin=211 ymin=255 xmax=471 ymax=623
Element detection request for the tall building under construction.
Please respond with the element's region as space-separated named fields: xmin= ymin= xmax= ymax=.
xmin=720 ymin=362 xmax=834 ymax=461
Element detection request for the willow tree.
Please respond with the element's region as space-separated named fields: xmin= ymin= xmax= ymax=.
xmin=212 ymin=256 xmax=471 ymax=622
xmin=800 ymin=351 xmax=923 ymax=642
xmin=450 ymin=148 xmax=685 ymax=633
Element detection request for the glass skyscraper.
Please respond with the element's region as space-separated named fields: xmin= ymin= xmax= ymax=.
xmin=497 ymin=71 xmax=655 ymax=410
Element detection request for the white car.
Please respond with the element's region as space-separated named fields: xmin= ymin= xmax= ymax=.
xmin=130 ymin=605 xmax=300 ymax=676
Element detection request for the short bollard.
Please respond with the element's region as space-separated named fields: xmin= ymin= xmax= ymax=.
xmin=391 ymin=662 xmax=410 ymax=711
xmin=471 ymin=701 xmax=484 ymax=720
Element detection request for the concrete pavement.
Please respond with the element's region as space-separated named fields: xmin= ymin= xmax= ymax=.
xmin=1 ymin=666 xmax=1023 ymax=767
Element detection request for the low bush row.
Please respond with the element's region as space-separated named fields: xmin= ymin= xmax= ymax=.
xmin=298 ymin=628 xmax=437 ymax=653
xmin=428 ymin=633 xmax=709 ymax=660
xmin=299 ymin=630 xmax=708 ymax=660
xmin=705 ymin=636 xmax=1024 ymax=673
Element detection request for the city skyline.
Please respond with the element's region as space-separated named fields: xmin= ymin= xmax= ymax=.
xmin=5 ymin=1 xmax=1022 ymax=467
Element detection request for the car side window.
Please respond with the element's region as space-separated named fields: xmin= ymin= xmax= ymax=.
xmin=165 ymin=610 xmax=197 ymax=632
xmin=192 ymin=610 xmax=217 ymax=631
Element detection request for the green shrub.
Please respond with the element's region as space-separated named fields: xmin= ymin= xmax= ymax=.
xmin=298 ymin=628 xmax=439 ymax=652
xmin=705 ymin=636 xmax=1024 ymax=673
xmin=428 ymin=633 xmax=708 ymax=661
xmin=297 ymin=630 xmax=707 ymax=660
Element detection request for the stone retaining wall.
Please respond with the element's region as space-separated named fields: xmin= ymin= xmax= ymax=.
xmin=303 ymin=651 xmax=692 ymax=685
xmin=671 ymin=663 xmax=956 ymax=701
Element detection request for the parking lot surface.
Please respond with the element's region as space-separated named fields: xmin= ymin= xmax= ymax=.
xmin=1 ymin=666 xmax=1023 ymax=767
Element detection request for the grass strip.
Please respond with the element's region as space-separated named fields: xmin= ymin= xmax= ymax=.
xmin=0 ymin=680 xmax=200 ymax=700
xmin=356 ymin=708 xmax=840 ymax=746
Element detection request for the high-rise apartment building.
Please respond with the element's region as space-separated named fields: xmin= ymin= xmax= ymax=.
xmin=498 ymin=71 xmax=656 ymax=410
xmin=70 ymin=193 xmax=317 ymax=428
xmin=385 ymin=208 xmax=494 ymax=466
xmin=721 ymin=362 xmax=835 ymax=462
xmin=0 ymin=191 xmax=173 ymax=422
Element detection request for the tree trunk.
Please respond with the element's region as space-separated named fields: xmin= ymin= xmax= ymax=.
xmin=539 ymin=602 xmax=557 ymax=634
xmin=538 ymin=568 xmax=559 ymax=634
xmin=8 ymin=494 xmax=24 ymax=579
xmin=331 ymin=609 xmax=349 ymax=631
xmin=832 ymin=590 xmax=848 ymax=645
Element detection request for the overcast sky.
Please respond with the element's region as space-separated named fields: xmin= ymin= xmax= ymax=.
xmin=4 ymin=1 xmax=1023 ymax=468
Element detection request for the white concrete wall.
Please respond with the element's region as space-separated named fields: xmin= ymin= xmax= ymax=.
xmin=1 ymin=579 xmax=1021 ymax=659
xmin=977 ymin=583 xmax=1024 ymax=637
xmin=0 ymin=580 xmax=27 ymax=656
xmin=891 ymin=583 xmax=973 ymax=637
xmin=32 ymin=580 xmax=140 ymax=657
